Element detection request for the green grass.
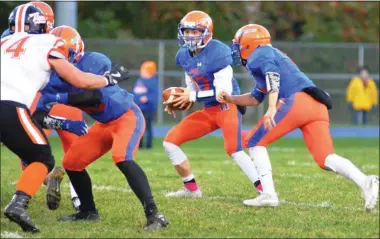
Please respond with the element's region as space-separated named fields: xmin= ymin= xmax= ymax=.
xmin=1 ymin=137 xmax=379 ymax=238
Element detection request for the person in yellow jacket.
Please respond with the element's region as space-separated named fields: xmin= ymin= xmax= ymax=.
xmin=346 ymin=66 xmax=378 ymax=125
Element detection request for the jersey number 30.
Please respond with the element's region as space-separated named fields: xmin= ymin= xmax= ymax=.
xmin=1 ymin=36 xmax=30 ymax=58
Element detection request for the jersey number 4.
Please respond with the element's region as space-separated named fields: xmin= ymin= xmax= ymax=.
xmin=1 ymin=36 xmax=30 ymax=58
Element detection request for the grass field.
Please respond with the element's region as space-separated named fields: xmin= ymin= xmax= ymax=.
xmin=1 ymin=137 xmax=379 ymax=238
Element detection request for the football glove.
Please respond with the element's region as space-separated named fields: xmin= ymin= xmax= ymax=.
xmin=110 ymin=63 xmax=130 ymax=82
xmin=62 ymin=120 xmax=88 ymax=136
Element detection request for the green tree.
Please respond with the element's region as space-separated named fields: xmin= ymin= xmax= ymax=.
xmin=78 ymin=9 xmax=121 ymax=38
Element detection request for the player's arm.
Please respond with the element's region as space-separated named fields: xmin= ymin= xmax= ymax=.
xmin=260 ymin=60 xmax=280 ymax=110
xmin=185 ymin=72 xmax=197 ymax=92
xmin=34 ymin=94 xmax=89 ymax=135
xmin=187 ymin=65 xmax=234 ymax=103
xmin=47 ymin=40 xmax=118 ymax=89
xmin=40 ymin=90 xmax=102 ymax=110
xmin=48 ymin=58 xmax=116 ymax=89
xmin=259 ymin=59 xmax=280 ymax=130
xmin=184 ymin=72 xmax=198 ymax=102
xmin=219 ymin=86 xmax=262 ymax=106
xmin=32 ymin=109 xmax=88 ymax=136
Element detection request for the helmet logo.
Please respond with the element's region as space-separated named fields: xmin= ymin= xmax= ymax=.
xmin=28 ymin=12 xmax=46 ymax=24
xmin=199 ymin=17 xmax=211 ymax=26
xmin=183 ymin=21 xmax=197 ymax=28
xmin=71 ymin=35 xmax=79 ymax=45
xmin=243 ymin=28 xmax=257 ymax=34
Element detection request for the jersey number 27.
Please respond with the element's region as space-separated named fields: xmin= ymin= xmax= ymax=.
xmin=1 ymin=36 xmax=30 ymax=58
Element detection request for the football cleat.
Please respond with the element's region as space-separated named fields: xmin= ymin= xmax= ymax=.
xmin=46 ymin=167 xmax=65 ymax=210
xmin=144 ymin=211 xmax=169 ymax=231
xmin=4 ymin=193 xmax=40 ymax=233
xmin=243 ymin=193 xmax=279 ymax=207
xmin=165 ymin=188 xmax=202 ymax=198
xmin=362 ymin=175 xmax=379 ymax=211
xmin=57 ymin=210 xmax=100 ymax=222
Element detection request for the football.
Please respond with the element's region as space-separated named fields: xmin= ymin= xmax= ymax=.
xmin=162 ymin=87 xmax=194 ymax=111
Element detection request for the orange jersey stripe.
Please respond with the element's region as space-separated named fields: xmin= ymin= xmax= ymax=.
xmin=16 ymin=108 xmax=47 ymax=145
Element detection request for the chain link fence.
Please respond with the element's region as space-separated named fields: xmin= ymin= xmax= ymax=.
xmin=84 ymin=39 xmax=379 ymax=125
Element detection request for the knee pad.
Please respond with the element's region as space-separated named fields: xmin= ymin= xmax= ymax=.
xmin=163 ymin=141 xmax=187 ymax=165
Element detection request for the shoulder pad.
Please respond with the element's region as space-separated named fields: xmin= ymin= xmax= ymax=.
xmin=77 ymin=51 xmax=112 ymax=75
xmin=175 ymin=48 xmax=186 ymax=67
xmin=247 ymin=46 xmax=275 ymax=69
xmin=206 ymin=40 xmax=233 ymax=72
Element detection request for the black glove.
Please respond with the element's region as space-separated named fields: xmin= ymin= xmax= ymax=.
xmin=103 ymin=71 xmax=118 ymax=86
xmin=111 ymin=63 xmax=130 ymax=82
xmin=103 ymin=63 xmax=129 ymax=86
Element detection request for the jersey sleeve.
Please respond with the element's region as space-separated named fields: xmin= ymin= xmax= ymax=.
xmin=259 ymin=59 xmax=279 ymax=75
xmin=247 ymin=47 xmax=280 ymax=75
xmin=48 ymin=38 xmax=67 ymax=60
xmin=185 ymin=72 xmax=197 ymax=91
xmin=213 ymin=65 xmax=233 ymax=94
xmin=175 ymin=49 xmax=182 ymax=67
xmin=250 ymin=84 xmax=266 ymax=104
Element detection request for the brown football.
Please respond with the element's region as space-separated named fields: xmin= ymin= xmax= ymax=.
xmin=162 ymin=87 xmax=194 ymax=111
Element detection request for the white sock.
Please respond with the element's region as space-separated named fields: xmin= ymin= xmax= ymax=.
xmin=69 ymin=181 xmax=78 ymax=199
xmin=231 ymin=151 xmax=260 ymax=185
xmin=324 ymin=154 xmax=367 ymax=190
xmin=182 ymin=174 xmax=195 ymax=182
xmin=249 ymin=146 xmax=276 ymax=195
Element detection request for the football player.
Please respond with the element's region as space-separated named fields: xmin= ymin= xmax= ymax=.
xmin=2 ymin=1 xmax=83 ymax=212
xmin=217 ymin=24 xmax=379 ymax=210
xmin=162 ymin=11 xmax=263 ymax=198
xmin=40 ymin=26 xmax=169 ymax=231
xmin=1 ymin=4 xmax=119 ymax=232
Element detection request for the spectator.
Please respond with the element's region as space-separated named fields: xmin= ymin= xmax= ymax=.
xmin=346 ymin=66 xmax=378 ymax=125
xmin=132 ymin=61 xmax=159 ymax=149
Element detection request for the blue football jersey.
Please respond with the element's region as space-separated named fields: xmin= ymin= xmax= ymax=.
xmin=176 ymin=39 xmax=238 ymax=107
xmin=38 ymin=52 xmax=134 ymax=123
xmin=247 ymin=45 xmax=315 ymax=103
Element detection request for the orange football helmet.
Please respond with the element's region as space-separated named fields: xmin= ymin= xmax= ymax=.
xmin=50 ymin=25 xmax=84 ymax=63
xmin=178 ymin=10 xmax=213 ymax=51
xmin=140 ymin=61 xmax=157 ymax=79
xmin=232 ymin=24 xmax=271 ymax=66
xmin=30 ymin=1 xmax=54 ymax=32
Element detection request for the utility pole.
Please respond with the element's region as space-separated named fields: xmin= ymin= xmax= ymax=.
xmin=55 ymin=1 xmax=78 ymax=28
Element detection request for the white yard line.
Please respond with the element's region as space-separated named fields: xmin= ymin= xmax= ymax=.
xmin=6 ymin=180 xmax=378 ymax=214
xmin=0 ymin=231 xmax=24 ymax=238
xmin=287 ymin=160 xmax=379 ymax=170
